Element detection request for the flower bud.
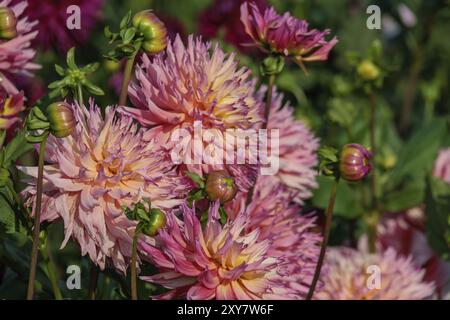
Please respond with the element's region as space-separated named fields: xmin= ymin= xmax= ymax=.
xmin=339 ymin=144 xmax=372 ymax=181
xmin=46 ymin=102 xmax=76 ymax=138
xmin=205 ymin=170 xmax=237 ymax=204
xmin=132 ymin=10 xmax=168 ymax=55
xmin=0 ymin=7 xmax=17 ymax=40
xmin=142 ymin=209 xmax=167 ymax=236
xmin=357 ymin=60 xmax=380 ymax=81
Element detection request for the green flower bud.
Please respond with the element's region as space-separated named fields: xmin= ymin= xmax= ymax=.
xmin=260 ymin=55 xmax=285 ymax=77
xmin=132 ymin=10 xmax=168 ymax=55
xmin=205 ymin=170 xmax=237 ymax=204
xmin=46 ymin=102 xmax=76 ymax=138
xmin=142 ymin=209 xmax=167 ymax=236
xmin=357 ymin=60 xmax=380 ymax=81
xmin=0 ymin=7 xmax=17 ymax=40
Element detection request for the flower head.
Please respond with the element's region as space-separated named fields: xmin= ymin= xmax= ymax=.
xmin=315 ymin=247 xmax=435 ymax=300
xmin=433 ymin=148 xmax=450 ymax=183
xmin=199 ymin=0 xmax=267 ymax=54
xmin=265 ymin=88 xmax=319 ymax=202
xmin=20 ymin=100 xmax=189 ymax=272
xmin=240 ymin=2 xmax=337 ymax=63
xmin=132 ymin=10 xmax=168 ymax=55
xmin=0 ymin=91 xmax=24 ymax=129
xmin=339 ymin=143 xmax=372 ymax=181
xmin=17 ymin=0 xmax=103 ymax=51
xmin=140 ymin=197 xmax=320 ymax=300
xmin=0 ymin=0 xmax=39 ymax=94
xmin=121 ymin=35 xmax=263 ymax=191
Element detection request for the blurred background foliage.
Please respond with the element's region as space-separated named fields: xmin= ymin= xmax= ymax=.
xmin=1 ymin=0 xmax=450 ymax=299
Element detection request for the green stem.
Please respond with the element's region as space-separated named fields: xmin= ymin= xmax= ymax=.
xmin=26 ymin=138 xmax=47 ymax=300
xmin=131 ymin=230 xmax=139 ymax=300
xmin=119 ymin=53 xmax=138 ymax=106
xmin=88 ymin=263 xmax=99 ymax=300
xmin=40 ymin=237 xmax=63 ymax=300
xmin=369 ymin=91 xmax=377 ymax=207
xmin=246 ymin=74 xmax=276 ymax=206
xmin=76 ymin=83 xmax=84 ymax=106
xmin=306 ymin=178 xmax=339 ymax=300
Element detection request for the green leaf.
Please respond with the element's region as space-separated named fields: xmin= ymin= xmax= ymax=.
xmin=82 ymin=62 xmax=99 ymax=74
xmin=425 ymin=177 xmax=450 ymax=261
xmin=386 ymin=119 xmax=447 ymax=190
xmin=185 ymin=171 xmax=205 ymax=189
xmin=120 ymin=11 xmax=132 ymax=30
xmin=327 ymin=98 xmax=357 ymax=129
xmin=84 ymin=80 xmax=105 ymax=96
xmin=122 ymin=28 xmax=136 ymax=44
xmin=3 ymin=131 xmax=34 ymax=168
xmin=54 ymin=64 xmax=65 ymax=76
xmin=382 ymin=179 xmax=425 ymax=212
xmin=66 ymin=47 xmax=77 ymax=70
xmin=0 ymin=187 xmax=25 ymax=235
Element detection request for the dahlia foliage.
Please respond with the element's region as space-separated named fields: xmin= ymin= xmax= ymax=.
xmin=0 ymin=0 xmax=448 ymax=302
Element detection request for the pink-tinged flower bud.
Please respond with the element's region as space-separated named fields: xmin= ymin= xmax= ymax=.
xmin=339 ymin=144 xmax=372 ymax=181
xmin=142 ymin=209 xmax=167 ymax=236
xmin=205 ymin=170 xmax=237 ymax=204
xmin=46 ymin=102 xmax=76 ymax=138
xmin=132 ymin=10 xmax=168 ymax=55
xmin=0 ymin=7 xmax=17 ymax=40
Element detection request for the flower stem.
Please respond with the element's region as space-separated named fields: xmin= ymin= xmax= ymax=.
xmin=368 ymin=91 xmax=378 ymax=253
xmin=40 ymin=237 xmax=63 ymax=300
xmin=119 ymin=53 xmax=138 ymax=106
xmin=76 ymin=82 xmax=84 ymax=106
xmin=306 ymin=178 xmax=339 ymax=300
xmin=131 ymin=229 xmax=139 ymax=300
xmin=88 ymin=263 xmax=99 ymax=300
xmin=246 ymin=74 xmax=276 ymax=206
xmin=26 ymin=138 xmax=47 ymax=300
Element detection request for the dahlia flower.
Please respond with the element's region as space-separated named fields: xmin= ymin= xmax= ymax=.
xmin=434 ymin=148 xmax=450 ymax=183
xmin=199 ymin=0 xmax=267 ymax=53
xmin=20 ymin=100 xmax=189 ymax=272
xmin=315 ymin=247 xmax=435 ymax=300
xmin=366 ymin=210 xmax=450 ymax=299
xmin=16 ymin=0 xmax=103 ymax=51
xmin=122 ymin=35 xmax=263 ymax=191
xmin=240 ymin=2 xmax=337 ymax=64
xmin=264 ymin=88 xmax=319 ymax=202
xmin=0 ymin=91 xmax=24 ymax=129
xmin=141 ymin=176 xmax=321 ymax=300
xmin=0 ymin=0 xmax=38 ymax=94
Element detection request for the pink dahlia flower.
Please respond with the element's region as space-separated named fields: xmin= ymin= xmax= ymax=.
xmin=240 ymin=2 xmax=337 ymax=64
xmin=199 ymin=0 xmax=267 ymax=54
xmin=433 ymin=148 xmax=450 ymax=183
xmin=264 ymin=88 xmax=319 ymax=202
xmin=226 ymin=176 xmax=322 ymax=295
xmin=0 ymin=91 xmax=24 ymax=129
xmin=20 ymin=100 xmax=189 ymax=272
xmin=140 ymin=195 xmax=320 ymax=300
xmin=13 ymin=0 xmax=103 ymax=52
xmin=121 ymin=35 xmax=263 ymax=191
xmin=0 ymin=0 xmax=39 ymax=94
xmin=315 ymin=247 xmax=435 ymax=300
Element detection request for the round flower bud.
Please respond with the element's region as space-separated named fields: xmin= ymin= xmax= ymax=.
xmin=142 ymin=209 xmax=167 ymax=236
xmin=357 ymin=60 xmax=380 ymax=81
xmin=339 ymin=144 xmax=372 ymax=181
xmin=132 ymin=10 xmax=168 ymax=55
xmin=46 ymin=102 xmax=76 ymax=138
xmin=205 ymin=170 xmax=237 ymax=204
xmin=0 ymin=7 xmax=17 ymax=40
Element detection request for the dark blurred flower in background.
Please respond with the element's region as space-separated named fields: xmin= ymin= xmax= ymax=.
xmin=199 ymin=0 xmax=267 ymax=54
xmin=16 ymin=0 xmax=103 ymax=52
